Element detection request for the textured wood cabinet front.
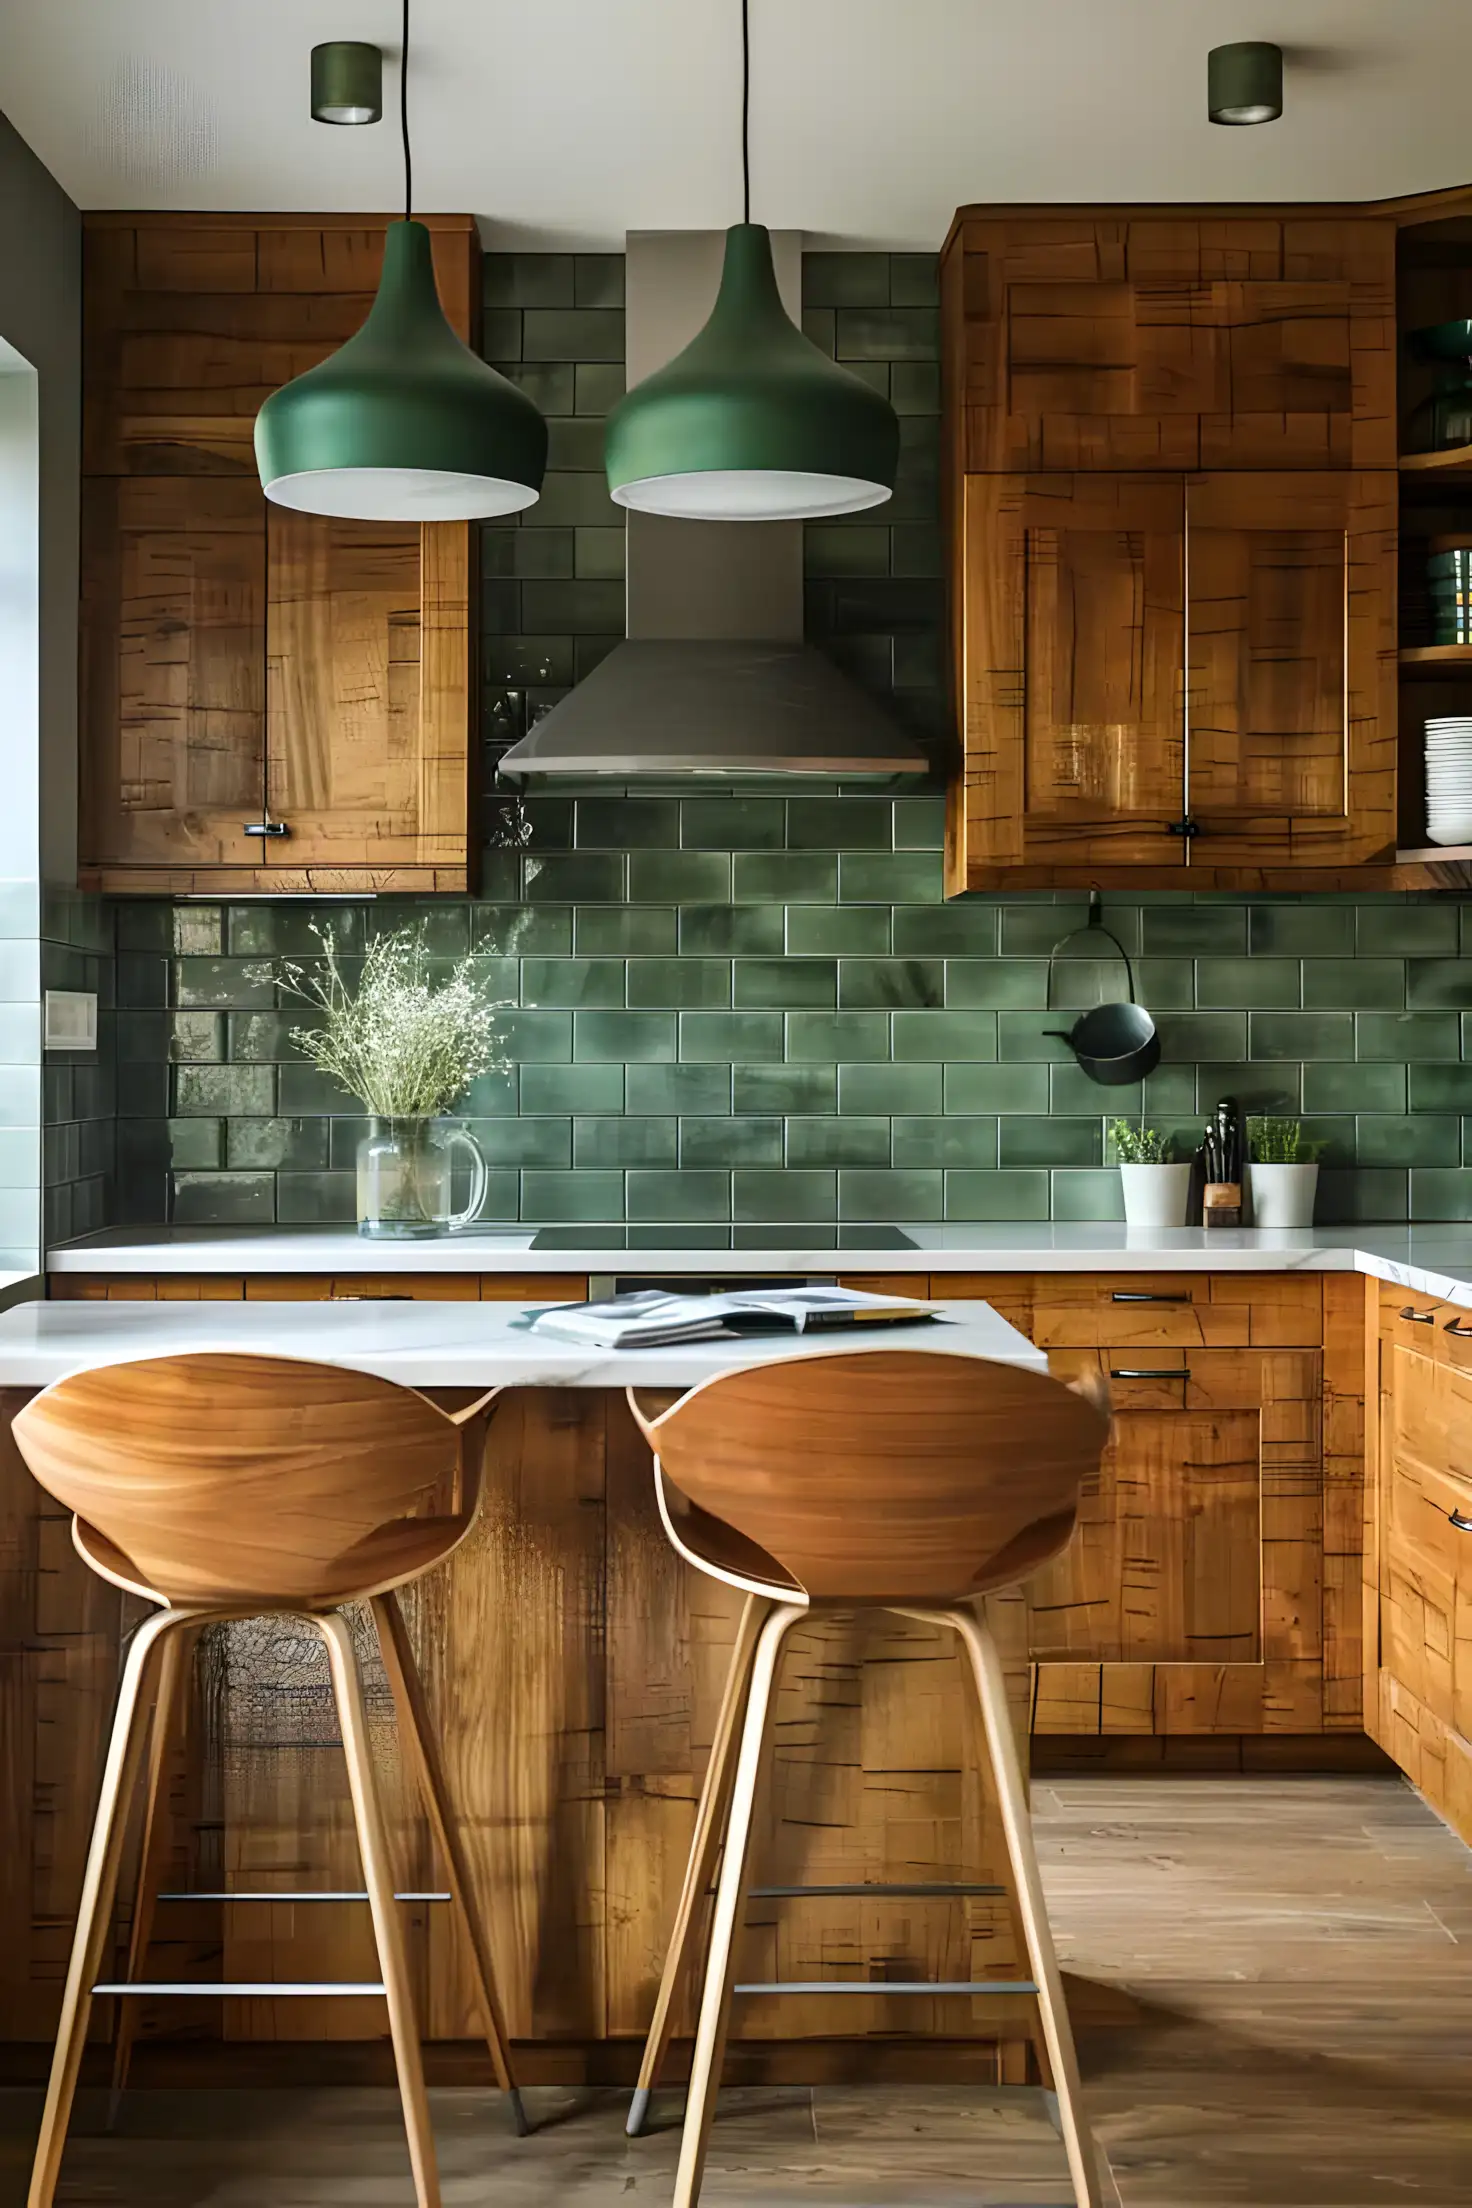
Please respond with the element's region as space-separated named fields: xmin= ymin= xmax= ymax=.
xmin=78 ymin=214 xmax=477 ymax=896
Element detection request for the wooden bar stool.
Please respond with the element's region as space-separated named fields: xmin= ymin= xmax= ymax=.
xmin=11 ymin=1351 xmax=526 ymax=2208
xmin=622 ymin=1347 xmax=1111 ymax=2208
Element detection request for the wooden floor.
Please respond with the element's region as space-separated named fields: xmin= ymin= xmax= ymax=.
xmin=2 ymin=1774 xmax=1468 ymax=2207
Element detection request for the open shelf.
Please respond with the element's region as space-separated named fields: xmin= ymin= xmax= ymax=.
xmin=1399 ymin=644 xmax=1472 ymax=670
xmin=1400 ymin=443 xmax=1472 ymax=474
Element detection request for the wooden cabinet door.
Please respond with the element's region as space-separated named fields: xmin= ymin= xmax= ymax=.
xmin=1030 ymin=1347 xmax=1323 ymax=1733
xmin=1184 ymin=471 xmax=1398 ymax=869
xmin=952 ymin=473 xmax=1186 ymax=875
xmin=1372 ymin=1339 xmax=1472 ymax=1842
xmin=945 ymin=213 xmax=1395 ymax=473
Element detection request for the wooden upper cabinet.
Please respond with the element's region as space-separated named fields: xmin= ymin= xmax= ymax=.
xmin=944 ymin=212 xmax=1396 ymax=473
xmin=79 ymin=214 xmax=478 ymax=894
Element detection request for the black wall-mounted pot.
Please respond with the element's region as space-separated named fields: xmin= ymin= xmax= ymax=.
xmin=1042 ymin=896 xmax=1160 ymax=1087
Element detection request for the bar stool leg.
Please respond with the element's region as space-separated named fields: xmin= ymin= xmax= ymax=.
xmin=672 ymin=1601 xmax=804 ymax=2208
xmin=316 ymin=1609 xmax=440 ymax=2208
xmin=28 ymin=1607 xmax=184 ymax=2208
xmin=628 ymin=1591 xmax=771 ymax=2137
xmin=945 ymin=1603 xmax=1103 ymax=2208
xmin=369 ymin=1592 xmax=527 ymax=2137
xmin=108 ymin=1620 xmax=201 ymax=2120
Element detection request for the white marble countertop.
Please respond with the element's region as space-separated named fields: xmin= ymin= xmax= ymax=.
xmin=0 ymin=1296 xmax=1041 ymax=1391
xmin=40 ymin=1223 xmax=1472 ymax=1307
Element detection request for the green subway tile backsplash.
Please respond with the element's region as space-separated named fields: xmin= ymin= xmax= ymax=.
xmin=95 ymin=248 xmax=1472 ymax=1236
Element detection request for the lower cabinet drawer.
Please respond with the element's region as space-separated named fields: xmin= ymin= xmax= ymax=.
xmin=1032 ymin=1273 xmax=1321 ymax=1349
xmin=1382 ymin=1446 xmax=1472 ymax=1742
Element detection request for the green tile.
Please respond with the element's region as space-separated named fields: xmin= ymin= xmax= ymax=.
xmin=484 ymin=253 xmax=575 ymax=308
xmin=499 ymin=1010 xmax=574 ymax=1062
xmin=523 ymin=308 xmax=624 ymax=361
xmin=1000 ymin=902 xmax=1140 ymax=957
xmin=474 ymin=904 xmax=572 ymax=956
xmin=1197 ymin=957 xmax=1301 ymax=1010
xmin=629 ymin=851 xmax=731 ymax=902
xmin=368 ymin=901 xmax=471 ymax=954
xmin=681 ymin=797 xmax=786 ymax=849
xmin=892 ymin=796 xmax=946 ymax=849
xmin=1248 ymin=904 xmax=1354 ymax=957
xmin=893 ymin=1117 xmax=997 ymax=1168
xmin=227 ymin=906 xmax=367 ymax=957
xmin=1289 ymin=1116 xmax=1356 ymax=1168
xmin=483 ymin=525 xmax=574 ymax=579
xmin=171 ymin=1172 xmax=274 ymax=1225
xmin=891 ymin=362 xmax=941 ymax=413
xmin=1406 ymin=959 xmax=1472 ymax=1011
xmin=943 ymin=1169 xmax=1050 ymax=1222
xmin=627 ymin=1169 xmax=730 ymax=1222
xmin=575 ymin=906 xmax=676 ymax=955
xmin=490 ymin=361 xmax=575 ymax=411
xmin=574 ymin=527 xmax=624 ymax=579
xmin=541 ymin=421 xmax=610 ymax=476
xmin=574 ymin=362 xmax=625 ymax=414
xmin=175 ymin=958 xmax=275 ymax=1011
xmin=519 ymin=958 xmax=626 ymax=1008
xmin=839 ymin=852 xmax=942 ymax=903
xmin=945 ymin=960 xmax=1046 ymax=1010
xmin=173 ymin=908 xmax=222 ymax=955
xmin=1303 ymin=1063 xmax=1407 ymax=1114
xmin=1142 ymin=906 xmax=1246 ymax=955
xmin=1357 ymin=1012 xmax=1461 ymax=1061
xmin=574 ymin=254 xmax=624 ymax=308
xmin=626 ymin=959 xmax=731 ymax=1009
xmin=175 ymin=1064 xmax=275 ymax=1116
xmin=169 ymin=1117 xmax=223 ymax=1170
xmin=893 ymin=1010 xmax=996 ymax=1061
xmin=680 ymin=1012 xmax=785 ymax=1062
xmin=735 ymin=1065 xmax=836 ymax=1114
xmin=734 ymin=959 xmax=837 ymax=1010
xmin=943 ymin=1063 xmax=1049 ymax=1114
xmin=116 ymin=904 xmax=171 ymax=953
xmin=680 ymin=904 xmax=784 ymax=955
xmin=785 ymin=1118 xmax=890 ymax=1168
xmin=838 ymin=1169 xmax=942 ymax=1221
xmin=838 ymin=1064 xmax=941 ymax=1114
xmin=573 ymin=1010 xmax=675 ymax=1062
xmin=275 ymin=1171 xmax=357 ymax=1224
xmin=627 ymin=1064 xmax=730 ymax=1115
xmin=224 ymin=1117 xmax=328 ymax=1171
xmin=731 ymin=853 xmax=837 ymax=903
xmin=161 ymin=1011 xmax=222 ymax=1063
xmin=522 ymin=1170 xmax=624 ymax=1222
xmin=787 ymin=797 xmax=894 ymax=850
xmin=804 ymin=252 xmax=891 ymax=307
xmin=277 ymin=1062 xmax=355 ymax=1114
xmin=787 ymin=906 xmax=892 ymax=955
xmin=1410 ymin=1169 xmax=1472 ymax=1220
xmin=573 ymin=797 xmax=680 ymax=848
xmin=1317 ymin=1168 xmax=1408 ymax=1224
xmin=894 ymin=903 xmax=998 ymax=954
xmin=1052 ymin=1169 xmax=1127 ymax=1223
xmin=454 ymin=1067 xmax=520 ymax=1116
xmin=573 ymin=1118 xmax=676 ymax=1169
xmin=1194 ymin=1064 xmax=1301 ymax=1114
xmin=890 ymin=255 xmax=940 ymax=308
xmin=518 ymin=1064 xmax=626 ymax=1115
xmin=835 ymin=306 xmax=939 ymax=361
xmin=1301 ymin=960 xmax=1404 ymax=1011
xmin=1358 ymin=904 xmax=1459 ymax=956
xmin=999 ymin=1118 xmax=1102 ymax=1168
xmin=523 ymin=851 xmax=624 ymax=901
xmin=787 ymin=1011 xmax=891 ymax=1062
xmin=680 ymin=1118 xmax=783 ymax=1168
xmin=1159 ymin=1011 xmax=1254 ymax=1060
xmin=734 ymin=1168 xmax=836 ymax=1222
xmin=839 ymin=959 xmax=943 ymax=1009
xmin=804 ymin=526 xmax=891 ymax=578
xmin=1356 ymin=1115 xmax=1460 ymax=1168
xmin=470 ymin=1118 xmax=572 ymax=1168
xmin=1409 ymin=1063 xmax=1472 ymax=1110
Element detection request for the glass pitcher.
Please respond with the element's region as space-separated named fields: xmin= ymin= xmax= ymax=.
xmin=355 ymin=1117 xmax=488 ymax=1239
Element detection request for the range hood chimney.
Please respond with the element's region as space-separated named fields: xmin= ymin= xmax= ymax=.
xmin=496 ymin=231 xmax=928 ymax=785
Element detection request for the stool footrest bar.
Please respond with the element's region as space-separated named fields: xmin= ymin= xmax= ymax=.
xmin=749 ymin=1883 xmax=1006 ymax=1898
xmin=94 ymin=1981 xmax=388 ymax=1997
xmin=155 ymin=1891 xmax=450 ymax=1904
xmin=733 ymin=1980 xmax=1039 ymax=1996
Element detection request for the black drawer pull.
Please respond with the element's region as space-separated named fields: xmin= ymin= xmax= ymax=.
xmin=1111 ymin=1291 xmax=1190 ymax=1304
xmin=1444 ymin=1317 xmax=1472 ymax=1338
xmin=1110 ymin=1367 xmax=1191 ymax=1382
xmin=1400 ymin=1306 xmax=1437 ymax=1324
xmin=1450 ymin=1509 xmax=1472 ymax=1533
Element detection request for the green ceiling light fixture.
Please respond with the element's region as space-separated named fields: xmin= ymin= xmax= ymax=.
xmin=604 ymin=0 xmax=898 ymax=521
xmin=310 ymin=41 xmax=383 ymax=125
xmin=1208 ymin=41 xmax=1284 ymax=126
xmin=256 ymin=1 xmax=546 ymax=521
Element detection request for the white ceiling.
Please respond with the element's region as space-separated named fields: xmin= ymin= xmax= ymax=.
xmin=3 ymin=0 xmax=1472 ymax=249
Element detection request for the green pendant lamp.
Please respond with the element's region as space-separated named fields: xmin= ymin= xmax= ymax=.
xmin=256 ymin=2 xmax=546 ymax=521
xmin=604 ymin=0 xmax=898 ymax=522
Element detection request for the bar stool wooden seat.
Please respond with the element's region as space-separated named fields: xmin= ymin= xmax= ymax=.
xmin=11 ymin=1351 xmax=525 ymax=2208
xmin=623 ymin=1347 xmax=1112 ymax=2208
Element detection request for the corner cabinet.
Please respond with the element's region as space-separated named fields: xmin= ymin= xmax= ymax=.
xmin=942 ymin=203 xmax=1411 ymax=892
xmin=78 ymin=214 xmax=478 ymax=896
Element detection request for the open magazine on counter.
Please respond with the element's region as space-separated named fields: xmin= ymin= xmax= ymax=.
xmin=525 ymin=1284 xmax=940 ymax=1350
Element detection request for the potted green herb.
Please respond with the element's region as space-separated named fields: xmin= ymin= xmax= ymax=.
xmin=1109 ymin=1122 xmax=1191 ymax=1228
xmin=1246 ymin=1117 xmax=1324 ymax=1229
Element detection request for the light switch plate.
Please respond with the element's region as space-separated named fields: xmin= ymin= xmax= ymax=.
xmin=43 ymin=989 xmax=98 ymax=1051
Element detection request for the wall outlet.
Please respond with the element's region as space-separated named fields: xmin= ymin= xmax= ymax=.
xmin=43 ymin=989 xmax=98 ymax=1051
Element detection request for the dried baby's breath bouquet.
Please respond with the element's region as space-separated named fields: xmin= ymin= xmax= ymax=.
xmin=278 ymin=924 xmax=513 ymax=1118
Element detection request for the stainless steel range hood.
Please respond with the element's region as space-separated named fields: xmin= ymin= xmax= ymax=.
xmin=496 ymin=231 xmax=928 ymax=786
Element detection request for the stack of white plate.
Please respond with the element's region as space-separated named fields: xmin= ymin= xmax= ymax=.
xmin=1425 ymin=717 xmax=1472 ymax=845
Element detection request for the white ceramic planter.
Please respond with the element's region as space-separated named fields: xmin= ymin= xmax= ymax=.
xmin=1118 ymin=1163 xmax=1192 ymax=1228
xmin=1246 ymin=1161 xmax=1319 ymax=1229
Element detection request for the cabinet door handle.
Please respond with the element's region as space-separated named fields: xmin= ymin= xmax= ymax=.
xmin=1444 ymin=1317 xmax=1472 ymax=1338
xmin=1111 ymin=1291 xmax=1190 ymax=1304
xmin=1400 ymin=1306 xmax=1437 ymax=1324
xmin=1450 ymin=1509 xmax=1472 ymax=1533
xmin=243 ymin=820 xmax=290 ymax=838
xmin=1109 ymin=1367 xmax=1191 ymax=1382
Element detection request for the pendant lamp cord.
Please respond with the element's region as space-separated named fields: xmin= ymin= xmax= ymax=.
xmin=740 ymin=0 xmax=750 ymax=223
xmin=400 ymin=0 xmax=413 ymax=221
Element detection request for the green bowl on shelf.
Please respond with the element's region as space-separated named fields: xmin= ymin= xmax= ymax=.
xmin=1412 ymin=319 xmax=1472 ymax=361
